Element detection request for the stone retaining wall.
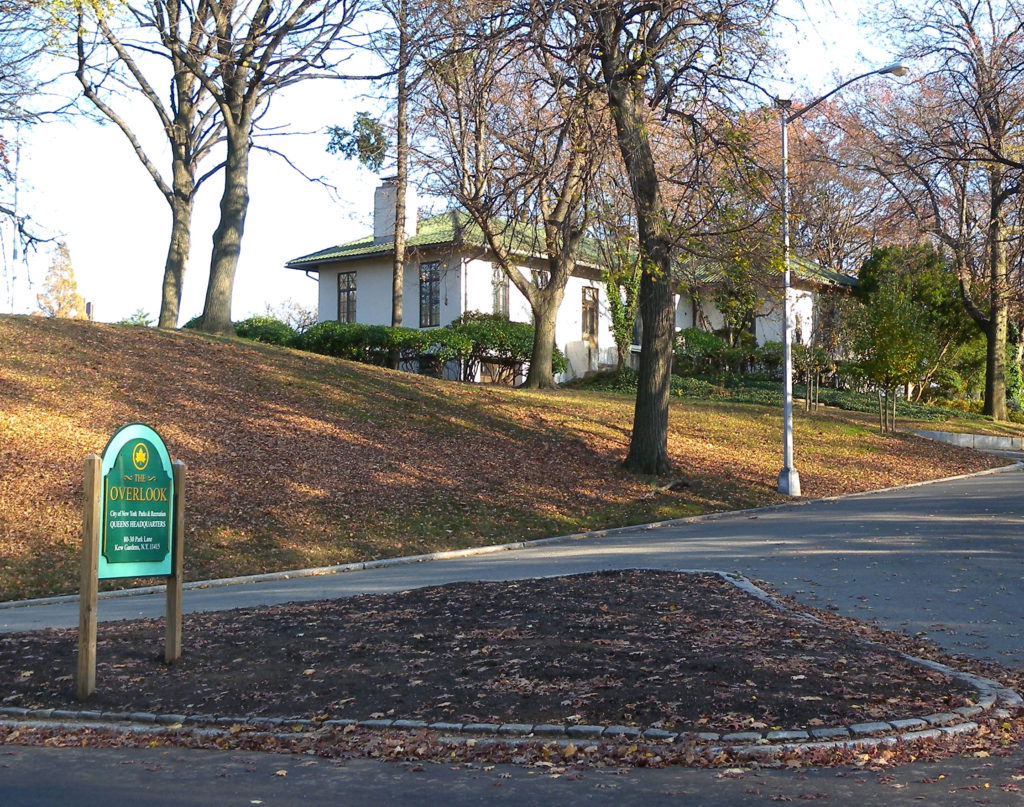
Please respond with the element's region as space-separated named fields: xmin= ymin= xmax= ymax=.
xmin=913 ymin=430 xmax=1023 ymax=451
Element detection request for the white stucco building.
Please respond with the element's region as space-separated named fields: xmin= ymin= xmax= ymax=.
xmin=673 ymin=256 xmax=853 ymax=348
xmin=287 ymin=181 xmax=617 ymax=381
xmin=286 ymin=181 xmax=854 ymax=381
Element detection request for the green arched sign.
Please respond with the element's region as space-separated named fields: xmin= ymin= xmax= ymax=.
xmin=98 ymin=423 xmax=174 ymax=579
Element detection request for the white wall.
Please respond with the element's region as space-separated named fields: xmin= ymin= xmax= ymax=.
xmin=315 ymin=253 xmax=622 ymax=380
xmin=558 ymin=275 xmax=617 ymax=379
xmin=461 ymin=260 xmax=618 ymax=378
xmin=755 ymin=288 xmax=814 ymax=346
xmin=318 ymin=258 xmax=393 ymax=325
xmin=674 ymin=295 xmax=728 ymax=333
xmin=793 ymin=291 xmax=815 ymax=345
xmin=668 ymin=287 xmax=819 ymax=348
xmin=317 ymin=254 xmax=463 ymax=328
xmin=462 ymin=257 xmax=505 ymax=318
xmin=674 ymin=296 xmax=695 ymax=331
xmin=409 ymin=255 xmax=461 ymax=328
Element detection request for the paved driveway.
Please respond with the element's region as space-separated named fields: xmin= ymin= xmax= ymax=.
xmin=4 ymin=466 xmax=1022 ymax=666
xmin=3 ymin=465 xmax=1023 ymax=807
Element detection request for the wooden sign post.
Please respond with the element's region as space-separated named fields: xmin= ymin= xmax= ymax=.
xmin=77 ymin=456 xmax=101 ymax=700
xmin=165 ymin=460 xmax=186 ymax=664
xmin=77 ymin=424 xmax=186 ymax=700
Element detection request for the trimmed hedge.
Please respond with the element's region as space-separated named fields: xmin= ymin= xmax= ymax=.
xmin=570 ymin=368 xmax=724 ymax=399
xmin=288 ymin=317 xmax=565 ymax=381
xmin=234 ymin=316 xmax=298 ymax=346
xmin=189 ymin=314 xmax=566 ymax=383
xmin=451 ymin=313 xmax=568 ymax=380
xmin=294 ymin=322 xmax=397 ymax=364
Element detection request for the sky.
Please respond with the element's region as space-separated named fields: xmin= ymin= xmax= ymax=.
xmin=0 ymin=0 xmax=896 ymax=326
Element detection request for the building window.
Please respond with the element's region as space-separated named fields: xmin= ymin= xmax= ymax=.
xmin=582 ymin=286 xmax=598 ymax=348
xmin=492 ymin=265 xmax=509 ymax=317
xmin=420 ymin=261 xmax=441 ymax=327
xmin=533 ymin=269 xmax=551 ymax=290
xmin=337 ymin=271 xmax=356 ymax=323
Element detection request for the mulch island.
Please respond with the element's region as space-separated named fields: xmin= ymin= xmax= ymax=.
xmin=2 ymin=571 xmax=974 ymax=734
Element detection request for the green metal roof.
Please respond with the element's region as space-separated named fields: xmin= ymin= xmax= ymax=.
xmin=286 ymin=209 xmax=856 ymax=291
xmin=285 ymin=211 xmax=483 ymax=268
xmin=791 ymin=257 xmax=859 ymax=289
xmin=676 ymin=255 xmax=857 ymax=290
xmin=286 ymin=210 xmax=606 ymax=270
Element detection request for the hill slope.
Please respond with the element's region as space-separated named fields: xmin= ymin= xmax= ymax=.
xmin=0 ymin=316 xmax=1002 ymax=601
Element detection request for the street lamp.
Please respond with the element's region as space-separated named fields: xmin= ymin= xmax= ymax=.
xmin=776 ymin=63 xmax=907 ymax=497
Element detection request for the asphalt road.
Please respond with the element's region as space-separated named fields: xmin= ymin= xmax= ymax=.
xmin=4 ymin=464 xmax=1022 ymax=665
xmin=2 ymin=464 xmax=1023 ymax=805
xmin=2 ymin=743 xmax=1023 ymax=807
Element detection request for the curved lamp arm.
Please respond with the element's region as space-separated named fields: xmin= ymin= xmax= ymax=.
xmin=782 ymin=63 xmax=907 ymax=123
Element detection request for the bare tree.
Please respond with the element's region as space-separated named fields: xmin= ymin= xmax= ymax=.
xmin=0 ymin=0 xmax=48 ymax=251
xmin=0 ymin=2 xmax=37 ymax=120
xmin=385 ymin=0 xmax=415 ymax=345
xmin=422 ymin=7 xmax=609 ymax=387
xmin=165 ymin=0 xmax=363 ymax=335
xmin=557 ymin=0 xmax=778 ymax=474
xmin=328 ymin=0 xmax=437 ymax=368
xmin=74 ymin=1 xmax=223 ymax=328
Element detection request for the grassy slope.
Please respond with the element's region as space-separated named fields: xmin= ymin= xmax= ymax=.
xmin=0 ymin=316 xmax=1005 ymax=601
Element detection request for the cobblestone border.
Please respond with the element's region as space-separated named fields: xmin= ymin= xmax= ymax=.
xmin=1 ymin=570 xmax=1019 ymax=757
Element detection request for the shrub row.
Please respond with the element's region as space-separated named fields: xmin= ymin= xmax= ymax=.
xmin=572 ymin=368 xmax=724 ymax=399
xmin=574 ymin=367 xmax=1000 ymax=423
xmin=672 ymin=328 xmax=801 ymax=377
xmin=233 ymin=316 xmax=298 ymax=346
xmin=226 ymin=314 xmax=567 ymax=380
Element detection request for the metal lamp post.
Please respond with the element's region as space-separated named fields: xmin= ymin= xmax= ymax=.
xmin=776 ymin=63 xmax=907 ymax=497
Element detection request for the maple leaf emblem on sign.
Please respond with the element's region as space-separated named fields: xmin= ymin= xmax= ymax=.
xmin=132 ymin=443 xmax=149 ymax=471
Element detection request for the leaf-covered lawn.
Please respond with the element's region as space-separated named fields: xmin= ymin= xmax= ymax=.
xmin=0 ymin=316 xmax=1004 ymax=601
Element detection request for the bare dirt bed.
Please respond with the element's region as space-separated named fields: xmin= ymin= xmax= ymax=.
xmin=1 ymin=571 xmax=973 ymax=734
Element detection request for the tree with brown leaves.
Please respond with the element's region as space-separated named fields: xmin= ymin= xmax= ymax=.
xmin=36 ymin=241 xmax=87 ymax=319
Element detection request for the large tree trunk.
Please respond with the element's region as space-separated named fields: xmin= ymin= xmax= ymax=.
xmin=599 ymin=39 xmax=674 ymax=475
xmin=522 ymin=284 xmax=564 ymax=389
xmin=985 ymin=302 xmax=1008 ymax=420
xmin=201 ymin=125 xmax=250 ymax=335
xmin=984 ymin=213 xmax=1009 ymax=420
xmin=389 ymin=7 xmax=409 ymax=371
xmin=158 ymin=160 xmax=194 ymax=329
xmin=625 ymin=264 xmax=675 ymax=475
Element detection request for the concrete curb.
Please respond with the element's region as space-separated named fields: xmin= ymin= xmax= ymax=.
xmin=913 ymin=429 xmax=1024 ymax=452
xmin=2 ymin=570 xmax=1019 ymax=760
xmin=2 ymin=461 xmax=1020 ymax=613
